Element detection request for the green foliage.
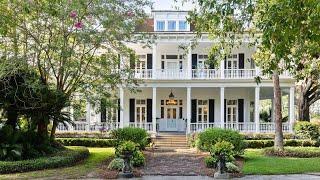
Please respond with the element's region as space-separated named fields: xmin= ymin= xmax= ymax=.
xmin=246 ymin=139 xmax=319 ymax=149
xmin=264 ymin=147 xmax=320 ymax=158
xmin=55 ymin=132 xmax=111 ymax=139
xmin=260 ymin=111 xmax=270 ymax=122
xmin=0 ymin=147 xmax=89 ymax=174
xmin=243 ymin=133 xmax=295 ymax=140
xmin=108 ymin=158 xmax=124 ymax=171
xmin=56 ymin=138 xmax=116 ymax=147
xmin=131 ymin=151 xmax=145 ymax=167
xmin=204 ymin=156 xmax=217 ymax=168
xmin=211 ymin=141 xmax=234 ymax=157
xmin=294 ymin=121 xmax=320 ymax=140
xmin=111 ymin=127 xmax=149 ymax=149
xmin=117 ymin=141 xmax=137 ymax=155
xmin=197 ymin=128 xmax=246 ymax=155
xmin=226 ymin=162 xmax=240 ymax=173
xmin=0 ymin=144 xmax=22 ymax=161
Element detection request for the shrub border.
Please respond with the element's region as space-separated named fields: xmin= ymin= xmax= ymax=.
xmin=0 ymin=146 xmax=89 ymax=174
xmin=264 ymin=146 xmax=320 ymax=158
xmin=246 ymin=139 xmax=319 ymax=149
xmin=56 ymin=138 xmax=116 ymax=147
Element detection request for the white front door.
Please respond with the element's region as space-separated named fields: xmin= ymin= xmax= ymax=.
xmin=226 ymin=100 xmax=238 ymax=124
xmin=166 ymin=107 xmax=178 ymax=131
xmin=167 ymin=62 xmax=178 ymax=70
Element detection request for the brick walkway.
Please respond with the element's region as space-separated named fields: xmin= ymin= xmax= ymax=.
xmin=142 ymin=149 xmax=213 ymax=176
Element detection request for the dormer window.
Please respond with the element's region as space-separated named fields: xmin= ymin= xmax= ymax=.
xmin=179 ymin=21 xmax=187 ymax=30
xmin=156 ymin=21 xmax=165 ymax=31
xmin=168 ymin=21 xmax=176 ymax=31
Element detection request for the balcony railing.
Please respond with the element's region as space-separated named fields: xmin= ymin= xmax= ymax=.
xmin=131 ymin=68 xmax=291 ymax=80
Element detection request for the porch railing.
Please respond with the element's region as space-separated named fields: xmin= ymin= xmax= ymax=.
xmin=224 ymin=69 xmax=256 ymax=79
xmin=129 ymin=122 xmax=153 ymax=132
xmin=155 ymin=69 xmax=187 ymax=79
xmin=56 ymin=122 xmax=120 ymax=132
xmin=192 ymin=69 xmax=220 ymax=79
xmin=134 ymin=69 xmax=153 ymax=79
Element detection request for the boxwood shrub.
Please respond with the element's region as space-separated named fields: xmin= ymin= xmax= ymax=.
xmin=55 ymin=132 xmax=111 ymax=139
xmin=246 ymin=139 xmax=319 ymax=148
xmin=56 ymin=138 xmax=116 ymax=147
xmin=0 ymin=146 xmax=89 ymax=174
xmin=197 ymin=128 xmax=246 ymax=155
xmin=264 ymin=146 xmax=320 ymax=158
xmin=110 ymin=127 xmax=150 ymax=149
xmin=294 ymin=121 xmax=320 ymax=140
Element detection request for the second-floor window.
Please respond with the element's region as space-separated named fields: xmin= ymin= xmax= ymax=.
xmin=156 ymin=21 xmax=165 ymax=31
xmin=168 ymin=21 xmax=176 ymax=31
xmin=136 ymin=55 xmax=146 ymax=70
xmin=179 ymin=20 xmax=187 ymax=30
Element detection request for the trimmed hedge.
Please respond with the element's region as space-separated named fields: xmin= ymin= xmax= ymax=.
xmin=56 ymin=138 xmax=116 ymax=147
xmin=242 ymin=133 xmax=295 ymax=140
xmin=55 ymin=132 xmax=111 ymax=139
xmin=246 ymin=139 xmax=320 ymax=148
xmin=0 ymin=146 xmax=89 ymax=174
xmin=264 ymin=147 xmax=320 ymax=158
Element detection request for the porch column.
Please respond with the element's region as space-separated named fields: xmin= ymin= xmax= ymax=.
xmin=187 ymin=87 xmax=191 ymax=133
xmin=220 ymin=87 xmax=225 ymax=128
xmin=152 ymin=43 xmax=157 ymax=79
xmin=255 ymin=86 xmax=260 ymax=132
xmin=152 ymin=87 xmax=157 ymax=134
xmin=187 ymin=43 xmax=192 ymax=79
xmin=220 ymin=58 xmax=225 ymax=79
xmin=85 ymin=101 xmax=91 ymax=131
xmin=119 ymin=87 xmax=124 ymax=128
xmin=289 ymin=86 xmax=295 ymax=132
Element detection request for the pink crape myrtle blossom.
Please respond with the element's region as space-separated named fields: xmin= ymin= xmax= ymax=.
xmin=70 ymin=11 xmax=77 ymax=18
xmin=74 ymin=21 xmax=84 ymax=29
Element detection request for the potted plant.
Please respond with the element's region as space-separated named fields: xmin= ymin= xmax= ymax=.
xmin=118 ymin=141 xmax=136 ymax=178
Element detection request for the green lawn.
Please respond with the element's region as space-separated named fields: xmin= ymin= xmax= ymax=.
xmin=243 ymin=149 xmax=320 ymax=175
xmin=0 ymin=147 xmax=114 ymax=179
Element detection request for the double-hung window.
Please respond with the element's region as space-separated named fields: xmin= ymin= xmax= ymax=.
xmin=156 ymin=21 xmax=165 ymax=31
xmin=168 ymin=21 xmax=176 ymax=31
xmin=179 ymin=21 xmax=187 ymax=31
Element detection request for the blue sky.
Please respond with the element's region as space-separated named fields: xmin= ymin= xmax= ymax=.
xmin=145 ymin=0 xmax=195 ymax=13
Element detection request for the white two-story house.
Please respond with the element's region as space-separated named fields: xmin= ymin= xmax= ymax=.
xmin=58 ymin=10 xmax=296 ymax=135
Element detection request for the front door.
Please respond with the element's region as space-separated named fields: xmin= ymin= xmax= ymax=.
xmin=166 ymin=107 xmax=178 ymax=131
xmin=226 ymin=55 xmax=238 ymax=77
xmin=226 ymin=100 xmax=238 ymax=124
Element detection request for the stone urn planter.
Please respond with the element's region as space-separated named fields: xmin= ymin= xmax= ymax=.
xmin=120 ymin=151 xmax=134 ymax=178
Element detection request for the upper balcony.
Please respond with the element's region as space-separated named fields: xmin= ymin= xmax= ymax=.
xmin=133 ymin=68 xmax=291 ymax=80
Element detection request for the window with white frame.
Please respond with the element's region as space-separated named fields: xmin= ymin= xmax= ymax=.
xmin=168 ymin=21 xmax=176 ymax=31
xmin=226 ymin=54 xmax=238 ymax=69
xmin=136 ymin=99 xmax=146 ymax=124
xmin=156 ymin=21 xmax=165 ymax=31
xmin=249 ymin=101 xmax=254 ymax=122
xmin=197 ymin=100 xmax=208 ymax=123
xmin=179 ymin=20 xmax=187 ymax=30
xmin=198 ymin=54 xmax=209 ymax=69
xmin=136 ymin=54 xmax=146 ymax=70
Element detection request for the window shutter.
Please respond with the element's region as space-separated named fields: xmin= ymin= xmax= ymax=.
xmin=147 ymin=99 xmax=152 ymax=122
xmin=224 ymin=56 xmax=227 ymax=69
xmin=118 ymin=99 xmax=120 ymax=122
xmin=129 ymin=99 xmax=135 ymax=122
xmin=191 ymin=99 xmax=197 ymax=123
xmin=238 ymin=99 xmax=244 ymax=122
xmin=239 ymin=53 xmax=244 ymax=69
xmin=209 ymin=99 xmax=215 ymax=122
xmin=192 ymin=54 xmax=197 ymax=69
xmin=101 ymin=100 xmax=106 ymax=123
xmin=209 ymin=56 xmax=215 ymax=69
xmin=129 ymin=54 xmax=135 ymax=69
xmin=224 ymin=99 xmax=226 ymax=122
xmin=147 ymin=54 xmax=152 ymax=69
xmin=161 ymin=61 xmax=164 ymax=69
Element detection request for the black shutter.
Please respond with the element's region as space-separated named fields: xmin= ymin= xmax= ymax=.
xmin=161 ymin=61 xmax=164 ymax=69
xmin=239 ymin=53 xmax=244 ymax=69
xmin=209 ymin=99 xmax=215 ymax=122
xmin=118 ymin=99 xmax=120 ymax=122
xmin=191 ymin=99 xmax=197 ymax=123
xmin=238 ymin=99 xmax=244 ymax=122
xmin=179 ymin=61 xmax=183 ymax=69
xmin=147 ymin=54 xmax=152 ymax=69
xmin=209 ymin=56 xmax=215 ymax=69
xmin=192 ymin=54 xmax=197 ymax=69
xmin=224 ymin=56 xmax=227 ymax=69
xmin=130 ymin=54 xmax=135 ymax=69
xmin=101 ymin=100 xmax=106 ymax=122
xmin=129 ymin=99 xmax=135 ymax=122
xmin=224 ymin=99 xmax=226 ymax=122
xmin=147 ymin=99 xmax=152 ymax=122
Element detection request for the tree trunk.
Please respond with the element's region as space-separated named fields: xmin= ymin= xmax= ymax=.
xmin=50 ymin=120 xmax=58 ymax=141
xmin=297 ymin=93 xmax=310 ymax=121
xmin=273 ymin=71 xmax=284 ymax=151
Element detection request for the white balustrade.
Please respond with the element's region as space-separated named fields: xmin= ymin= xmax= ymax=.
xmin=224 ymin=69 xmax=256 ymax=79
xmin=56 ymin=122 xmax=120 ymax=132
xmin=129 ymin=122 xmax=153 ymax=132
xmin=134 ymin=69 xmax=153 ymax=79
xmin=192 ymin=69 xmax=220 ymax=79
xmin=155 ymin=69 xmax=188 ymax=79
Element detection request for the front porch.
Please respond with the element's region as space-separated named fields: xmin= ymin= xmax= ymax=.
xmin=57 ymin=86 xmax=295 ymax=134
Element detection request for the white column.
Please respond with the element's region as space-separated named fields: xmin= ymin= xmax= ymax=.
xmin=220 ymin=58 xmax=225 ymax=79
xmin=187 ymin=43 xmax=192 ymax=79
xmin=255 ymin=86 xmax=260 ymax=132
xmin=119 ymin=87 xmax=124 ymax=128
xmin=152 ymin=87 xmax=157 ymax=134
xmin=289 ymin=86 xmax=295 ymax=132
xmin=152 ymin=43 xmax=157 ymax=79
xmin=187 ymin=87 xmax=191 ymax=133
xmin=85 ymin=102 xmax=91 ymax=131
xmin=220 ymin=87 xmax=225 ymax=128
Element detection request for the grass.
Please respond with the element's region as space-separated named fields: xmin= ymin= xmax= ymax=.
xmin=0 ymin=147 xmax=114 ymax=179
xmin=243 ymin=148 xmax=320 ymax=175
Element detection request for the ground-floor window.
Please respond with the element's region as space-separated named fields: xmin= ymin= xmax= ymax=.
xmin=226 ymin=100 xmax=238 ymax=123
xmin=197 ymin=100 xmax=208 ymax=123
xmin=249 ymin=101 xmax=254 ymax=122
xmin=136 ymin=99 xmax=146 ymax=124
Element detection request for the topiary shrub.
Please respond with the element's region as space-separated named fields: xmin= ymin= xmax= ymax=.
xmin=294 ymin=121 xmax=320 ymax=140
xmin=108 ymin=158 xmax=124 ymax=171
xmin=197 ymin=128 xmax=246 ymax=155
xmin=226 ymin=162 xmax=240 ymax=173
xmin=204 ymin=156 xmax=217 ymax=168
xmin=110 ymin=127 xmax=149 ymax=149
xmin=131 ymin=151 xmax=145 ymax=167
